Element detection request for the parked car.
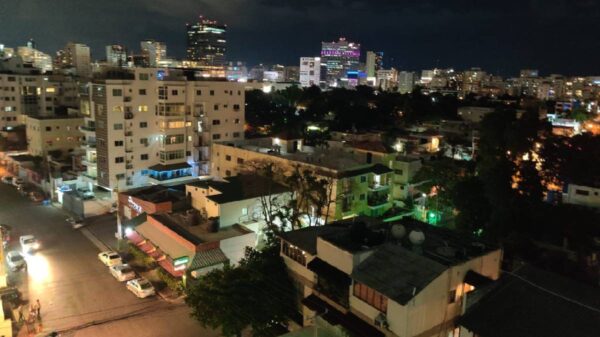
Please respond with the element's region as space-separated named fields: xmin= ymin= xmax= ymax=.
xmin=0 ymin=287 xmax=21 ymax=305
xmin=6 ymin=251 xmax=26 ymax=271
xmin=126 ymin=278 xmax=155 ymax=298
xmin=109 ymin=264 xmax=136 ymax=282
xmin=98 ymin=251 xmax=122 ymax=267
xmin=11 ymin=177 xmax=24 ymax=187
xmin=1 ymin=176 xmax=13 ymax=184
xmin=29 ymin=191 xmax=45 ymax=202
xmin=19 ymin=235 xmax=40 ymax=254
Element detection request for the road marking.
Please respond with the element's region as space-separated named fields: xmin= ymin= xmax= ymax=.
xmin=80 ymin=228 xmax=111 ymax=252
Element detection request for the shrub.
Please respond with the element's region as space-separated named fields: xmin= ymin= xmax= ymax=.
xmin=157 ymin=268 xmax=184 ymax=295
xmin=128 ymin=243 xmax=157 ymax=269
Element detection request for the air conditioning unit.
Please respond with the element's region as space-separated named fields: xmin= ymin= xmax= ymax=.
xmin=374 ymin=313 xmax=389 ymax=329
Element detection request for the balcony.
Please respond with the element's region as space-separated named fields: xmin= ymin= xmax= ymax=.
xmin=124 ymin=131 xmax=133 ymax=137
xmin=82 ymin=158 xmax=97 ymax=167
xmin=124 ymin=113 xmax=134 ymax=120
xmin=125 ymin=147 xmax=133 ymax=153
xmin=368 ymin=182 xmax=390 ymax=192
xmin=81 ymin=141 xmax=97 ymax=149
xmin=367 ymin=193 xmax=389 ymax=208
xmin=80 ymin=125 xmax=96 ymax=132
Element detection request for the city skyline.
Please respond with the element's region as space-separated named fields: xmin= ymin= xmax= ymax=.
xmin=1 ymin=0 xmax=600 ymax=76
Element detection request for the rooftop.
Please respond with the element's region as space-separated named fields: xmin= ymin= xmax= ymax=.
xmin=191 ymin=175 xmax=290 ymax=204
xmin=217 ymin=138 xmax=394 ymax=176
xmin=458 ymin=265 xmax=600 ymax=337
xmin=125 ymin=185 xmax=186 ymax=204
xmin=152 ymin=212 xmax=252 ymax=244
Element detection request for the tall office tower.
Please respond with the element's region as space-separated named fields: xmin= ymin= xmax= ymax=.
xmin=299 ymin=57 xmax=321 ymax=87
xmin=106 ymin=45 xmax=127 ymax=66
xmin=320 ymin=38 xmax=360 ymax=83
xmin=79 ymin=67 xmax=246 ymax=193
xmin=16 ymin=45 xmax=53 ymax=73
xmin=140 ymin=40 xmax=167 ymax=67
xmin=58 ymin=42 xmax=92 ymax=77
xmin=520 ymin=69 xmax=539 ymax=78
xmin=186 ymin=17 xmax=227 ymax=66
xmin=365 ymin=51 xmax=383 ymax=78
xmin=284 ymin=66 xmax=299 ymax=82
xmin=397 ymin=71 xmax=416 ymax=94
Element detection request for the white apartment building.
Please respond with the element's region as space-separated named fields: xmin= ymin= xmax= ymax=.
xmin=26 ymin=115 xmax=83 ymax=157
xmin=79 ymin=67 xmax=245 ymax=194
xmin=0 ymin=73 xmax=79 ymax=130
xmin=398 ymin=71 xmax=416 ymax=94
xmin=299 ymin=57 xmax=321 ymax=87
xmin=105 ymin=45 xmax=127 ymax=66
xmin=64 ymin=43 xmax=91 ymax=78
xmin=16 ymin=46 xmax=53 ymax=73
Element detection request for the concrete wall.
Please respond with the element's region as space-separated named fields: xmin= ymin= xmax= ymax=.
xmin=220 ymin=231 xmax=256 ymax=266
xmin=26 ymin=116 xmax=83 ymax=157
xmin=316 ymin=237 xmax=355 ymax=275
xmin=564 ymin=184 xmax=600 ymax=208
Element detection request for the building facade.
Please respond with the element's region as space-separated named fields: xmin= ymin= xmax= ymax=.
xmin=299 ymin=57 xmax=321 ymax=87
xmin=140 ymin=40 xmax=167 ymax=67
xmin=26 ymin=115 xmax=83 ymax=157
xmin=186 ymin=18 xmax=227 ymax=67
xmin=105 ymin=45 xmax=127 ymax=66
xmin=79 ymin=67 xmax=246 ymax=193
xmin=321 ymin=38 xmax=360 ymax=83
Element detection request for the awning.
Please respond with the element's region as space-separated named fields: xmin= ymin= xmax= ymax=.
xmin=302 ymin=295 xmax=384 ymax=337
xmin=148 ymin=162 xmax=191 ymax=172
xmin=188 ymin=249 xmax=229 ymax=271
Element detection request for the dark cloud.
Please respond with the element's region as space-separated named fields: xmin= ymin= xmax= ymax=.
xmin=0 ymin=0 xmax=599 ymax=75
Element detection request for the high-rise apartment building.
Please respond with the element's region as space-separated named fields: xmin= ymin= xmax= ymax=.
xmin=299 ymin=57 xmax=321 ymax=87
xmin=140 ymin=40 xmax=167 ymax=67
xmin=79 ymin=68 xmax=246 ymax=194
xmin=186 ymin=18 xmax=227 ymax=66
xmin=63 ymin=43 xmax=92 ymax=77
xmin=26 ymin=115 xmax=83 ymax=157
xmin=321 ymin=38 xmax=360 ymax=83
xmin=398 ymin=71 xmax=416 ymax=94
xmin=365 ymin=51 xmax=383 ymax=78
xmin=16 ymin=46 xmax=53 ymax=73
xmin=105 ymin=45 xmax=127 ymax=66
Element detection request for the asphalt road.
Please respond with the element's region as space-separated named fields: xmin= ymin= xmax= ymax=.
xmin=0 ymin=174 xmax=218 ymax=337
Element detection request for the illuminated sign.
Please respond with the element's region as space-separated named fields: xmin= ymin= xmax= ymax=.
xmin=173 ymin=256 xmax=189 ymax=266
xmin=128 ymin=196 xmax=143 ymax=214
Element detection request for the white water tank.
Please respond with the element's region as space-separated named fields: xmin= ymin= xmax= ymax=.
xmin=408 ymin=229 xmax=425 ymax=246
xmin=391 ymin=224 xmax=406 ymax=239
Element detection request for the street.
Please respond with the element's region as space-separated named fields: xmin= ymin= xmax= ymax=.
xmin=0 ymin=178 xmax=218 ymax=337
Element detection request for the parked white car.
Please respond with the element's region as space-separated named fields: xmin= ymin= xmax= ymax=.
xmin=19 ymin=235 xmax=40 ymax=253
xmin=98 ymin=251 xmax=122 ymax=267
xmin=109 ymin=264 xmax=136 ymax=282
xmin=12 ymin=177 xmax=24 ymax=187
xmin=126 ymin=278 xmax=155 ymax=298
xmin=1 ymin=176 xmax=13 ymax=184
xmin=6 ymin=251 xmax=26 ymax=271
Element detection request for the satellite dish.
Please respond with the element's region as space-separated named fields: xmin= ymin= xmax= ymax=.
xmin=408 ymin=229 xmax=425 ymax=246
xmin=391 ymin=224 xmax=406 ymax=239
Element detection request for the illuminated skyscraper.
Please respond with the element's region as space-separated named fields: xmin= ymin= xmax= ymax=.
xmin=105 ymin=45 xmax=127 ymax=66
xmin=140 ymin=40 xmax=167 ymax=67
xmin=320 ymin=37 xmax=360 ymax=83
xmin=186 ymin=17 xmax=227 ymax=66
xmin=366 ymin=51 xmax=383 ymax=78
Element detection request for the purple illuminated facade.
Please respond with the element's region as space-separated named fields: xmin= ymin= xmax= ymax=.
xmin=321 ymin=37 xmax=361 ymax=83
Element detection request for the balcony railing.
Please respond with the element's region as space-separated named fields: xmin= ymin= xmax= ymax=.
xmin=368 ymin=183 xmax=390 ymax=192
xmin=80 ymin=125 xmax=96 ymax=132
xmin=367 ymin=194 xmax=388 ymax=208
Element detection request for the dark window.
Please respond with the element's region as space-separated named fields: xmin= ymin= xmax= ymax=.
xmin=171 ymin=89 xmax=178 ymax=96
xmin=214 ymin=104 xmax=219 ymax=110
xmin=196 ymin=90 xmax=202 ymax=95
xmin=360 ymin=176 xmax=366 ymax=183
xmin=359 ymin=194 xmax=365 ymax=200
xmin=139 ymin=73 xmax=149 ymax=80
xmin=225 ymin=155 xmax=231 ymax=161
xmin=575 ymin=189 xmax=590 ymax=196
xmin=45 ymin=126 xmax=51 ymax=131
xmin=115 ymin=157 xmax=124 ymax=163
xmin=212 ymin=119 xmax=221 ymax=125
xmin=225 ymin=170 xmax=231 ymax=177
xmin=237 ymin=158 xmax=244 ymax=164
xmin=139 ymin=122 xmax=148 ymax=128
xmin=234 ymin=118 xmax=240 ymax=124
xmin=139 ymin=89 xmax=146 ymax=95
xmin=141 ymin=154 xmax=148 ymax=160
xmin=233 ymin=132 xmax=241 ymax=138
xmin=233 ymin=104 xmax=240 ymax=111
xmin=114 ymin=141 xmax=123 ymax=147
xmin=112 ymin=89 xmax=122 ymax=96
xmin=448 ymin=290 xmax=457 ymax=303
xmin=212 ymin=134 xmax=221 ymax=140
xmin=210 ymin=90 xmax=214 ymax=96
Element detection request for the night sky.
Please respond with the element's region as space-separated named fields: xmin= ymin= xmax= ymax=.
xmin=1 ymin=0 xmax=599 ymax=76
